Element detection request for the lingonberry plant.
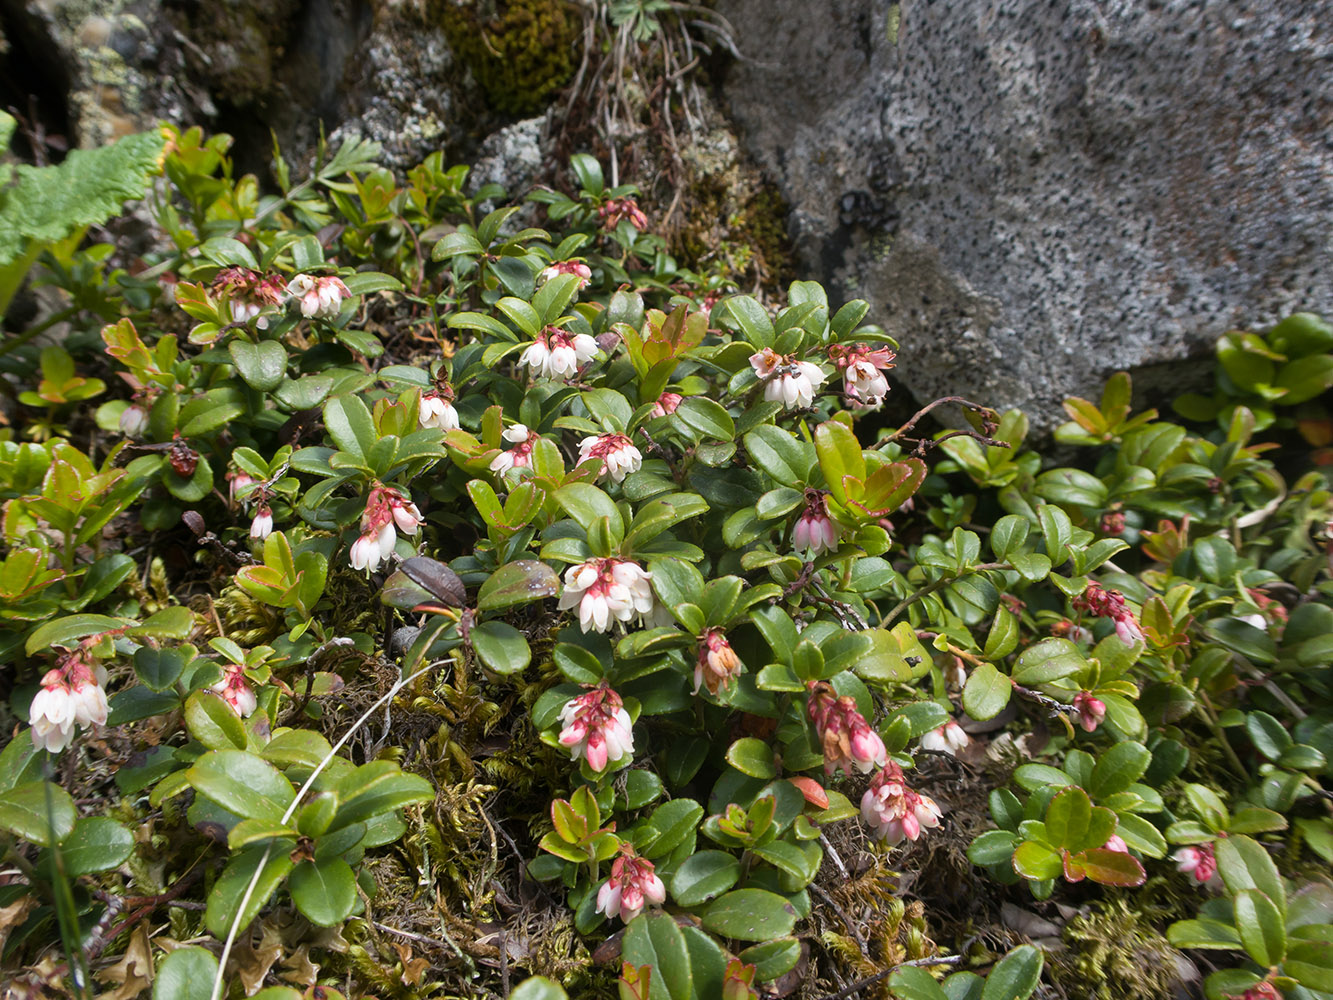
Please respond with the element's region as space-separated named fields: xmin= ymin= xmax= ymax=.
xmin=0 ymin=126 xmax=1329 ymax=1000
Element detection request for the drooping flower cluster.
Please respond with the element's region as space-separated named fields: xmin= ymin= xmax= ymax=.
xmin=860 ymin=761 xmax=944 ymax=846
xmin=539 ymin=259 xmax=592 ymax=289
xmin=214 ymin=267 xmax=287 ymax=327
xmin=794 ymin=492 xmax=839 ymax=555
xmin=694 ymin=629 xmax=743 ymax=695
xmin=211 ymin=663 xmax=258 ymax=717
xmin=1173 ymin=843 xmax=1219 ymax=885
xmin=1073 ymin=581 xmax=1145 ymax=645
xmin=1073 ymin=690 xmax=1106 ymax=732
xmin=489 ymin=424 xmax=539 ymax=477
xmin=596 ymin=844 xmax=665 ymax=923
xmin=286 ymin=273 xmax=351 ymax=320
xmin=920 ymin=718 xmax=970 ymax=756
xmin=558 ymin=681 xmax=635 ymax=773
xmin=418 ymin=386 xmax=460 ymax=431
xmin=29 ymin=648 xmax=109 ymax=753
xmin=599 ymin=197 xmax=649 ymax=231
xmin=577 ymin=433 xmax=643 ymax=483
xmin=806 ymin=680 xmax=888 ymax=776
xmin=749 ymin=347 xmax=827 ymax=410
xmin=830 ymin=344 xmax=896 ymax=405
xmin=650 ymin=391 xmax=682 ymax=417
xmin=349 ymin=484 xmax=422 ymax=572
xmin=558 ymin=557 xmax=656 ymax=633
xmin=520 ymin=327 xmax=600 ymax=382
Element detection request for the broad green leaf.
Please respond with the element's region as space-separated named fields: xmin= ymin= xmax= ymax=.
xmin=204 ymin=844 xmax=295 ymax=937
xmin=726 ymin=737 xmax=776 ymax=779
xmin=890 ymin=966 xmax=950 ymax=1000
xmin=289 ymin=857 xmax=357 ymax=926
xmin=184 ymin=690 xmax=248 ymax=751
xmin=980 ymin=944 xmax=1043 ymax=1000
xmin=623 ymin=912 xmax=692 ymax=1000
xmin=1087 ymin=742 xmax=1151 ymax=798
xmin=186 ymin=749 xmax=296 ymax=823
xmin=1216 ymin=835 xmax=1286 ymax=913
xmin=962 ymin=663 xmax=1011 ymax=721
xmin=471 ymin=620 xmax=532 ymax=675
xmin=670 ymin=850 xmax=742 ymax=907
xmin=0 ymin=781 xmax=77 ymax=846
xmin=701 ymin=888 xmax=798 ymax=941
xmin=153 ymin=946 xmax=218 ymax=1000
xmin=1234 ymin=888 xmax=1286 ymax=967
xmin=676 ymin=397 xmax=735 ymax=441
xmin=50 ymin=816 xmax=133 ymax=875
xmin=228 ymin=339 xmax=288 ymax=392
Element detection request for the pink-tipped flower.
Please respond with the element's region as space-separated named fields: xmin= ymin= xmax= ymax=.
xmin=227 ymin=470 xmax=256 ymax=508
xmin=651 ymin=392 xmax=683 ymax=417
xmin=695 ymin=629 xmax=743 ymax=696
xmin=793 ymin=492 xmax=839 ymax=555
xmin=807 ymin=680 xmax=887 ymax=776
xmin=558 ymin=557 xmax=656 ymax=633
xmin=1238 ymin=982 xmax=1282 ymax=1000
xmin=211 ymin=663 xmax=258 ymax=718
xmin=489 ymin=424 xmax=538 ymax=477
xmin=520 ymin=328 xmax=599 ymax=382
xmin=1073 ymin=690 xmax=1106 ymax=733
xmin=349 ymin=484 xmax=421 ymax=572
xmin=920 ymin=719 xmax=970 ymax=756
xmin=419 ymin=389 xmax=460 ymax=431
xmin=860 ymin=762 xmax=943 ymax=846
xmin=750 ymin=347 xmax=826 ymax=410
xmin=287 ymin=273 xmax=351 ymax=320
xmin=1173 ymin=843 xmax=1219 ymax=885
xmin=1073 ymin=581 xmax=1145 ymax=646
xmin=599 ymin=197 xmax=649 ymax=232
xmin=214 ymin=267 xmax=286 ymax=329
xmin=250 ymin=504 xmax=274 ymax=540
xmin=119 ymin=403 xmax=149 ymax=437
xmin=596 ymin=845 xmax=665 ymax=922
xmin=578 ymin=433 xmax=643 ymax=484
xmin=831 ymin=344 xmax=896 ymax=405
xmin=558 ymin=681 xmax=635 ymax=773
xmin=29 ymin=650 xmax=109 ymax=753
xmin=539 ymin=260 xmax=592 ymax=289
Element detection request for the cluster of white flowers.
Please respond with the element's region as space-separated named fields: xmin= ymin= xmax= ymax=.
xmin=750 ymin=347 xmax=827 ymax=410
xmin=287 ymin=274 xmax=351 ymax=320
xmin=577 ymin=433 xmax=643 ymax=484
xmin=520 ymin=329 xmax=599 ymax=382
xmin=29 ymin=653 xmax=109 ymax=753
xmin=558 ymin=558 xmax=657 ymax=633
xmin=557 ymin=682 xmax=636 ymax=773
xmin=419 ymin=390 xmax=460 ymax=431
xmin=349 ymin=485 xmax=423 ymax=573
xmin=489 ymin=424 xmax=538 ymax=477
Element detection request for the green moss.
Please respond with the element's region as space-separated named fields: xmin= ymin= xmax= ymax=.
xmin=166 ymin=0 xmax=300 ymax=106
xmin=437 ymin=0 xmax=579 ymax=116
xmin=675 ymin=174 xmax=795 ymax=292
xmin=1052 ymin=898 xmax=1184 ymax=1000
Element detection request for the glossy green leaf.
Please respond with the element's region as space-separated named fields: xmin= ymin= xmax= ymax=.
xmin=289 ymin=857 xmax=357 ymax=926
xmin=962 ymin=662 xmax=1011 ymax=721
xmin=670 ymin=850 xmax=742 ymax=907
xmin=701 ymin=888 xmax=798 ymax=941
xmin=0 ymin=780 xmax=77 ymax=846
xmin=1234 ymin=888 xmax=1286 ymax=966
xmin=153 ymin=946 xmax=218 ymax=1000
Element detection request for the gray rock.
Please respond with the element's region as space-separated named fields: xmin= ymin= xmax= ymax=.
xmin=717 ymin=0 xmax=1333 ymax=431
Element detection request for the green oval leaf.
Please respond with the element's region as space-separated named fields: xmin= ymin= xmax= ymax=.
xmin=701 ymin=888 xmax=797 ymax=941
xmin=1234 ymin=888 xmax=1286 ymax=967
xmin=289 ymin=857 xmax=357 ymax=927
xmin=153 ymin=946 xmax=219 ymax=1000
xmin=962 ymin=662 xmax=1012 ymax=721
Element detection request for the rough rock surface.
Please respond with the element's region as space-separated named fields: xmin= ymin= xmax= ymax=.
xmin=2 ymin=0 xmax=482 ymax=170
xmin=716 ymin=0 xmax=1333 ymax=430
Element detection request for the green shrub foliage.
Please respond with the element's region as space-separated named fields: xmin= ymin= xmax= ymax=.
xmin=0 ymin=127 xmax=1330 ymax=1000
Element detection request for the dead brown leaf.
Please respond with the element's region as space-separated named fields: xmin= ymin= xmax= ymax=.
xmin=94 ymin=924 xmax=155 ymax=1000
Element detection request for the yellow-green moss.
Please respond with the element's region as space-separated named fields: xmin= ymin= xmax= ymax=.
xmin=1052 ymin=898 xmax=1184 ymax=1000
xmin=437 ymin=0 xmax=579 ymax=116
xmin=675 ymin=174 xmax=795 ymax=292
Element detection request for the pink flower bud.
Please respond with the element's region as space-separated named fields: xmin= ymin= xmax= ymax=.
xmin=596 ymin=846 xmax=665 ymax=923
xmin=557 ymin=682 xmax=635 ymax=773
xmin=578 ymin=433 xmax=643 ymax=483
xmin=695 ymin=629 xmax=743 ymax=696
xmin=1073 ymin=691 xmax=1106 ymax=732
xmin=807 ymin=680 xmax=887 ymax=776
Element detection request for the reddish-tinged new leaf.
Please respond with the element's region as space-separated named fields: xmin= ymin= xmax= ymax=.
xmin=1076 ymin=847 xmax=1147 ymax=887
xmin=787 ymin=777 xmax=829 ymax=810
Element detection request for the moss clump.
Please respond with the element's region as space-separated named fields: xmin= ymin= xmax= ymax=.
xmin=437 ymin=0 xmax=579 ymax=116
xmin=1053 ymin=898 xmax=1185 ymax=1000
xmin=675 ymin=173 xmax=795 ymax=292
